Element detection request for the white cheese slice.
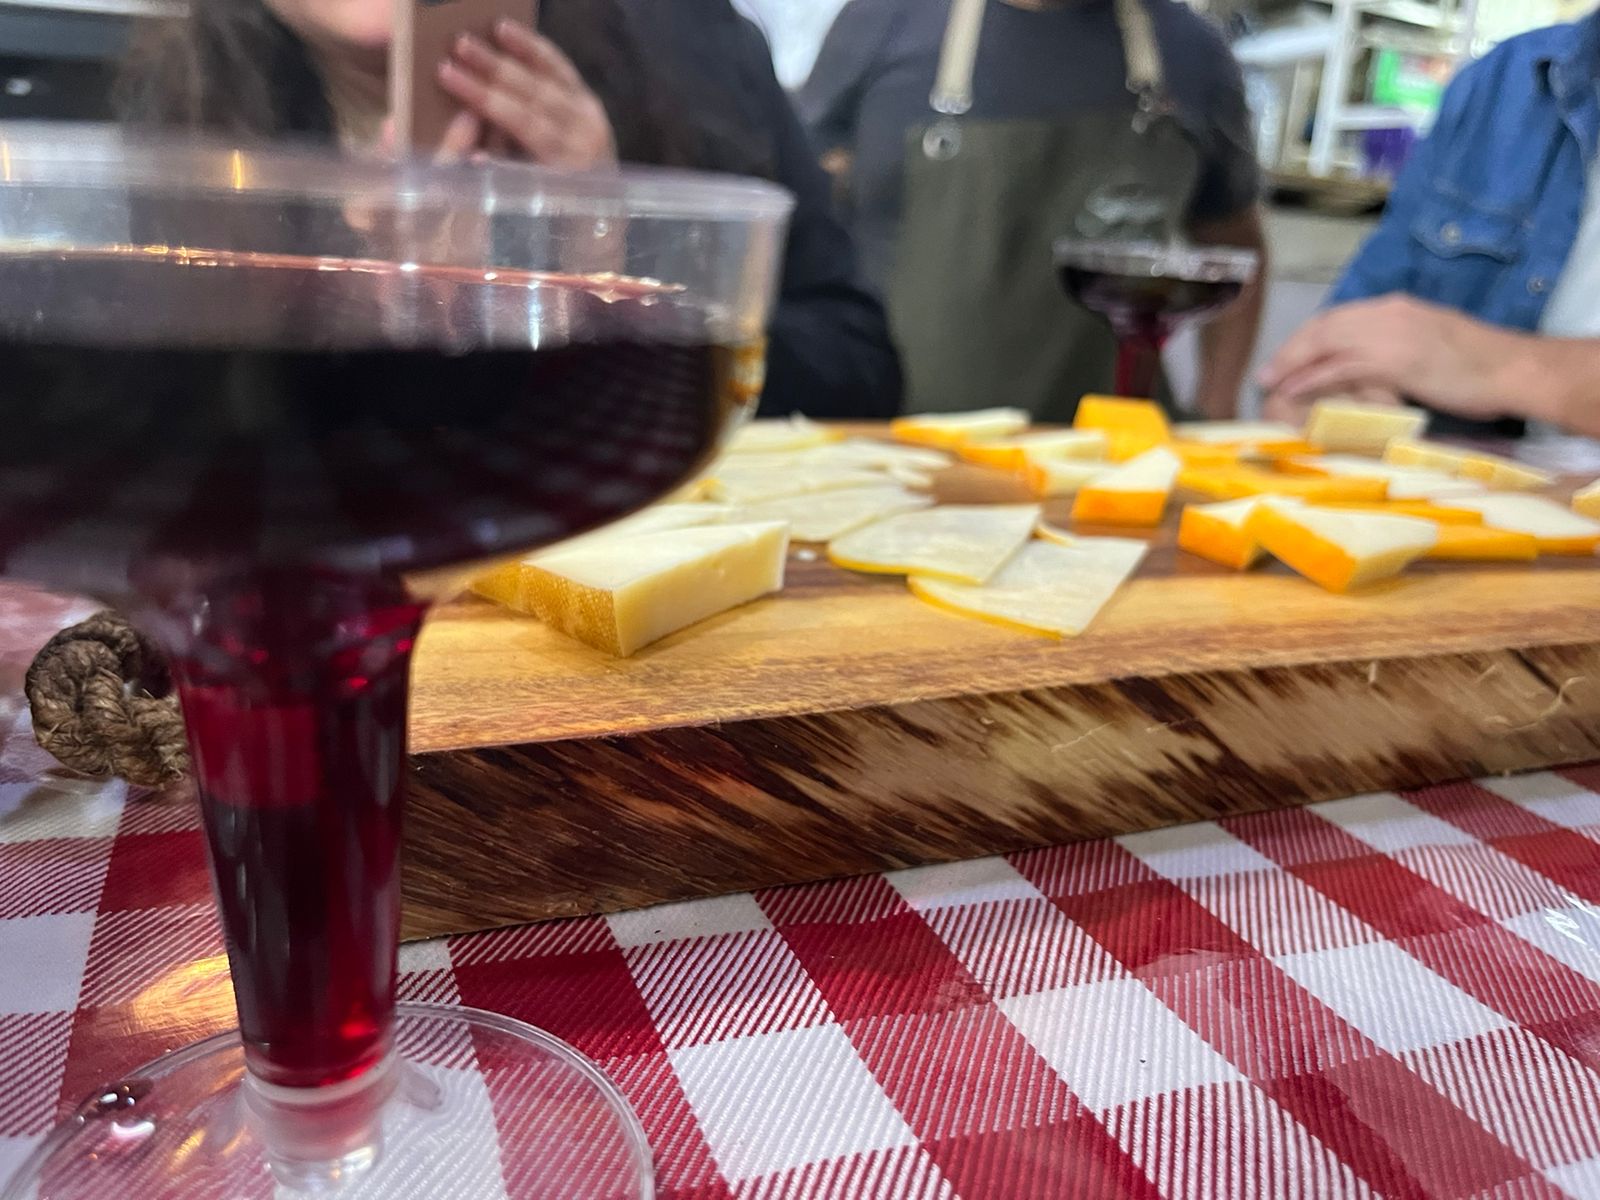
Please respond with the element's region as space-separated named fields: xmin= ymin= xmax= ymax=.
xmin=828 ymin=504 xmax=1040 ymax=585
xmin=739 ymin=486 xmax=933 ymax=543
xmin=909 ymin=538 xmax=1148 ymax=638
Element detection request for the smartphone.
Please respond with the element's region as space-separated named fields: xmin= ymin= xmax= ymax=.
xmin=391 ymin=0 xmax=539 ymax=151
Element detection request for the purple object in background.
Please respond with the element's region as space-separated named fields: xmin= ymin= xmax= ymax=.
xmin=1362 ymin=125 xmax=1419 ymax=180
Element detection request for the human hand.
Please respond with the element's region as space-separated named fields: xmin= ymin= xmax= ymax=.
xmin=1258 ymin=295 xmax=1527 ymax=422
xmin=438 ymin=19 xmax=617 ymax=170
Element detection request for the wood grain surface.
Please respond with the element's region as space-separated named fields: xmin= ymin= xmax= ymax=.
xmin=401 ymin=451 xmax=1600 ymax=940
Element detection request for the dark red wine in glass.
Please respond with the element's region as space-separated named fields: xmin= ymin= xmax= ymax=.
xmin=1055 ymin=240 xmax=1259 ymax=399
xmin=0 ymin=131 xmax=791 ymax=1200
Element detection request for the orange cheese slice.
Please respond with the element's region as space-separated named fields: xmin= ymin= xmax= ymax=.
xmin=1244 ymin=498 xmax=1437 ymax=593
xmin=1176 ymin=498 xmax=1287 ymax=570
xmin=1574 ymin=480 xmax=1600 ymax=520
xmin=1316 ymin=500 xmax=1483 ymax=526
xmin=1074 ymin=396 xmax=1171 ymax=461
xmin=1178 ymin=467 xmax=1389 ymax=504
xmin=1072 ymin=447 xmax=1181 ymax=526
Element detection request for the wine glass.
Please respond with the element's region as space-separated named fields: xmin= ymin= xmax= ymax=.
xmin=0 ymin=125 xmax=790 ymax=1199
xmin=1054 ymin=239 xmax=1259 ymax=400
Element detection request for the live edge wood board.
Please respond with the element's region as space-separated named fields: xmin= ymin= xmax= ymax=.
xmin=400 ymin=454 xmax=1600 ymax=940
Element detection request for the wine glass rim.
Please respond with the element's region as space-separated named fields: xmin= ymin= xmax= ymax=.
xmin=0 ymin=122 xmax=796 ymax=223
xmin=1052 ymin=237 xmax=1260 ymax=281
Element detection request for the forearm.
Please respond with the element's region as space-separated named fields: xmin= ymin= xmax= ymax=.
xmin=1190 ymin=208 xmax=1268 ymax=419
xmin=1195 ymin=266 xmax=1265 ymax=418
xmin=1505 ymin=337 xmax=1600 ymax=437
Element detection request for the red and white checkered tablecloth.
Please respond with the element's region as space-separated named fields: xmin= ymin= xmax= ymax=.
xmin=6 ymin=589 xmax=1600 ymax=1199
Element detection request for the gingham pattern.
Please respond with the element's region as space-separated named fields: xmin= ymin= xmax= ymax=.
xmin=5 ymin=592 xmax=1600 ymax=1198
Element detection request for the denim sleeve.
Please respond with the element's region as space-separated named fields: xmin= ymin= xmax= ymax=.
xmin=1328 ymin=58 xmax=1485 ymax=305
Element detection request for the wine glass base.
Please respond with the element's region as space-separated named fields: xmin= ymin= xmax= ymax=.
xmin=1 ymin=1003 xmax=653 ymax=1200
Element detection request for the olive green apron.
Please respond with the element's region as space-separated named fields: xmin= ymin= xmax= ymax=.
xmin=888 ymin=0 xmax=1202 ymax=421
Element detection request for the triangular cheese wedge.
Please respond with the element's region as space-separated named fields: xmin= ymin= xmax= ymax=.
xmin=1074 ymin=396 xmax=1171 ymax=441
xmin=739 ymin=486 xmax=933 ymax=542
xmin=1072 ymin=447 xmax=1181 ymax=526
xmin=960 ymin=430 xmax=1107 ymax=471
xmin=725 ymin=414 xmax=839 ymax=454
xmin=510 ymin=522 xmax=790 ymax=656
xmin=891 ymin=408 xmax=1030 ymax=448
xmin=471 ymin=503 xmax=735 ymax=607
xmin=1177 ymin=498 xmax=1297 ymax=571
xmin=1244 ymin=498 xmax=1437 ymax=592
xmin=828 ymin=504 xmax=1040 ymax=585
xmin=1284 ymin=455 xmax=1485 ymax=501
xmin=909 ymin=538 xmax=1147 ymax=638
xmin=1316 ymin=500 xmax=1483 ymax=526
xmin=1574 ymin=479 xmax=1600 ymax=520
xmin=1426 ymin=524 xmax=1539 ymax=562
xmin=1450 ymin=495 xmax=1600 ymax=556
xmin=1026 ymin=458 xmax=1112 ymax=498
xmin=1304 ymin=398 xmax=1427 ymax=453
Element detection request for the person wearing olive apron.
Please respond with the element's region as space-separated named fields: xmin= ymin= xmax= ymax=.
xmin=801 ymin=0 xmax=1265 ymax=422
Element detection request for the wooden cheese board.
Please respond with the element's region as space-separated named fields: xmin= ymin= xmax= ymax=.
xmin=400 ymin=451 xmax=1600 ymax=940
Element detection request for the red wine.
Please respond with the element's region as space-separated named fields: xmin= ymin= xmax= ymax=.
xmin=1059 ymin=265 xmax=1244 ymax=399
xmin=0 ymin=249 xmax=745 ymax=1091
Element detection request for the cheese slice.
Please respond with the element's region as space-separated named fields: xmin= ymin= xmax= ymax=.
xmin=1574 ymin=480 xmax=1600 ymax=520
xmin=1178 ymin=498 xmax=1283 ymax=570
xmin=1175 ymin=420 xmax=1300 ymax=447
xmin=1304 ymin=398 xmax=1427 ymax=453
xmin=506 ymin=522 xmax=790 ymax=656
xmin=1284 ymin=455 xmax=1485 ymax=501
xmin=725 ymin=415 xmax=838 ymax=455
xmin=1425 ymin=524 xmax=1539 ymax=562
xmin=828 ymin=504 xmax=1039 ymax=585
xmin=891 ymin=408 xmax=1030 ymax=448
xmin=960 ymin=429 xmax=1107 ymax=471
xmin=1244 ymin=498 xmax=1437 ymax=592
xmin=1178 ymin=466 xmax=1389 ymax=504
xmin=1385 ymin=439 xmax=1555 ymax=491
xmin=1026 ymin=458 xmax=1112 ymax=498
xmin=1035 ymin=522 xmax=1075 ymax=547
xmin=471 ymin=503 xmax=735 ymax=607
xmin=818 ymin=439 xmax=953 ymax=473
xmin=909 ymin=538 xmax=1147 ymax=639
xmin=1449 ymin=495 xmax=1600 ymax=556
xmin=739 ymin=486 xmax=932 ymax=542
xmin=1073 ymin=395 xmax=1172 ymax=463
xmin=1317 ymin=500 xmax=1483 ymax=526
xmin=1071 ymin=447 xmax=1182 ymax=526
xmin=708 ymin=463 xmax=888 ymax=505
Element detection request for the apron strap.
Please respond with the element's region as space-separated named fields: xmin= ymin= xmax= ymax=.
xmin=928 ymin=0 xmax=1172 ymax=120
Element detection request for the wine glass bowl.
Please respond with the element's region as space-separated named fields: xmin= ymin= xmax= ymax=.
xmin=0 ymin=125 xmax=791 ymax=1200
xmin=1054 ymin=238 xmax=1259 ymax=400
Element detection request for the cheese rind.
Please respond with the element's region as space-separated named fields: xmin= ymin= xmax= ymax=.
xmin=909 ymin=538 xmax=1147 ymax=638
xmin=1304 ymin=399 xmax=1427 ymax=453
xmin=1244 ymin=498 xmax=1437 ymax=592
xmin=1425 ymin=524 xmax=1539 ymax=562
xmin=1178 ymin=498 xmax=1279 ymax=570
xmin=511 ymin=522 xmax=791 ymax=656
xmin=828 ymin=504 xmax=1040 ymax=585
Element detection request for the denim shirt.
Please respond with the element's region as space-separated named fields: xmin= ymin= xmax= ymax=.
xmin=1330 ymin=15 xmax=1600 ymax=332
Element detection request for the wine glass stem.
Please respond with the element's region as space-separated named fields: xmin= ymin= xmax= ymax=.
xmin=1114 ymin=334 xmax=1165 ymax=400
xmin=163 ymin=575 xmax=425 ymax=1099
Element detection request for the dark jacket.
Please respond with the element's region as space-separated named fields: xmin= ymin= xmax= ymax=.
xmin=622 ymin=0 xmax=902 ymax=418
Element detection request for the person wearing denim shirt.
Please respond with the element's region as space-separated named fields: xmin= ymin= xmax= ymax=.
xmin=1261 ymin=14 xmax=1600 ymax=438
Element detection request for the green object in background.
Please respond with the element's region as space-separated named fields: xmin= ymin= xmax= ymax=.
xmin=1371 ymin=49 xmax=1449 ymax=115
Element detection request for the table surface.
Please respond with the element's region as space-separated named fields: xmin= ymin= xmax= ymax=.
xmin=5 ymin=587 xmax=1600 ymax=1199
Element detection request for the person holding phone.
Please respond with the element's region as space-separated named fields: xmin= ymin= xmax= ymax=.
xmin=116 ymin=0 xmax=902 ymax=419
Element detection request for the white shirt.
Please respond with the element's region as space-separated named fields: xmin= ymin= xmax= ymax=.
xmin=1540 ymin=147 xmax=1600 ymax=337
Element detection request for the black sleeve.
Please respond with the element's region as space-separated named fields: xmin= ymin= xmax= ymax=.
xmin=1180 ymin=13 xmax=1262 ymax=223
xmin=796 ymin=0 xmax=893 ymax=154
xmin=731 ymin=18 xmax=904 ymax=419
